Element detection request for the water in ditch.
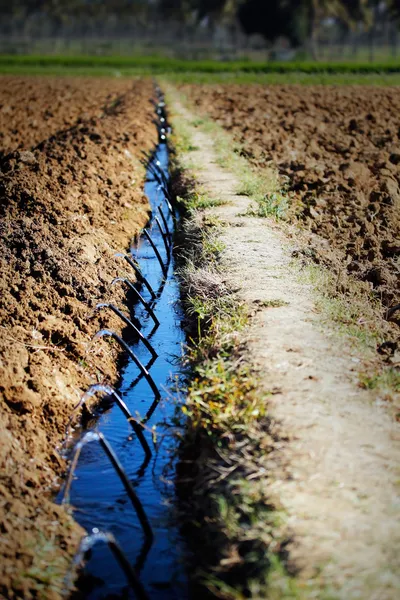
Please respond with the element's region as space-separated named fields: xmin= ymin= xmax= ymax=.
xmin=59 ymin=128 xmax=189 ymax=599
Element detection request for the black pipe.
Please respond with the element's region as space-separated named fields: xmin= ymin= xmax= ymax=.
xmin=155 ymin=216 xmax=171 ymax=256
xmin=70 ymin=531 xmax=149 ymax=600
xmin=95 ymin=303 xmax=157 ymax=359
xmin=62 ymin=432 xmax=153 ymax=541
xmin=98 ymin=433 xmax=153 ymax=541
xmin=115 ymin=253 xmax=156 ymax=300
xmin=94 ymin=330 xmax=160 ymax=399
xmin=143 ymin=229 xmax=168 ymax=277
xmin=158 ymin=205 xmax=171 ymax=239
xmin=107 ymin=534 xmax=150 ymax=600
xmin=111 ymin=277 xmax=160 ymax=326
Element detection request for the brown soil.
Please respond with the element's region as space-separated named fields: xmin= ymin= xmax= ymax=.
xmin=182 ymin=84 xmax=400 ymax=313
xmin=0 ymin=77 xmax=157 ymax=599
xmin=170 ymin=90 xmax=400 ymax=600
xmin=0 ymin=76 xmax=134 ymax=156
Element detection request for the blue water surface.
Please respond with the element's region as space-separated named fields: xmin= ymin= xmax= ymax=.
xmin=60 ymin=143 xmax=189 ymax=600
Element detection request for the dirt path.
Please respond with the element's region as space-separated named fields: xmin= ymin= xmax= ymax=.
xmin=169 ymin=91 xmax=400 ymax=599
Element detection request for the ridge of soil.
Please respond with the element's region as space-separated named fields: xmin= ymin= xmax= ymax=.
xmin=171 ymin=91 xmax=400 ymax=599
xmin=182 ymin=84 xmax=400 ymax=314
xmin=0 ymin=76 xmax=134 ymax=156
xmin=0 ymin=77 xmax=157 ymax=599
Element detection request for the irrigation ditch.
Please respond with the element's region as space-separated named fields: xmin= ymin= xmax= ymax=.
xmin=58 ymin=87 xmax=191 ymax=599
xmin=31 ymin=77 xmax=400 ymax=600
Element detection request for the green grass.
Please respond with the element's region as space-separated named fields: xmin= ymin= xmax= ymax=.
xmin=244 ymin=190 xmax=290 ymax=219
xmin=359 ymin=368 xmax=400 ymax=395
xmin=171 ymin=124 xmax=199 ymax=154
xmin=177 ymin=191 xmax=227 ymax=211
xmin=2 ymin=54 xmax=400 ymax=72
xmin=1 ymin=55 xmax=400 ymax=85
xmin=166 ymin=71 xmax=400 ymax=86
xmin=177 ymin=211 xmax=299 ymax=598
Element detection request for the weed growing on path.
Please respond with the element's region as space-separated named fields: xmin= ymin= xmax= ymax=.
xmin=178 ymin=191 xmax=227 ymax=211
xmin=203 ymin=119 xmax=290 ymax=220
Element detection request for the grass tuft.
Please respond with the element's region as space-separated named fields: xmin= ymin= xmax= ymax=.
xmin=359 ymin=368 xmax=400 ymax=398
xmin=302 ymin=263 xmax=388 ymax=350
xmin=177 ymin=192 xmax=227 ymax=211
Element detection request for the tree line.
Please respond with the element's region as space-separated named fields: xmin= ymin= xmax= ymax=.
xmin=1 ymin=0 xmax=400 ymax=54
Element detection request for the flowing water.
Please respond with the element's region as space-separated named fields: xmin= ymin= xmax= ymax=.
xmin=59 ymin=125 xmax=189 ymax=599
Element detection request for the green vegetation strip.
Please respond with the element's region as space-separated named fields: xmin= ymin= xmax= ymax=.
xmin=166 ymin=72 xmax=400 ymax=86
xmin=1 ymin=54 xmax=400 ymax=74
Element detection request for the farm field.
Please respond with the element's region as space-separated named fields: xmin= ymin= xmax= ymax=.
xmin=168 ymin=82 xmax=400 ymax=599
xmin=1 ymin=57 xmax=400 ymax=86
xmin=182 ymin=84 xmax=400 ymax=315
xmin=0 ymin=77 xmax=157 ymax=598
xmin=0 ymin=76 xmax=136 ymax=156
xmin=1 ymin=71 xmax=400 ymax=600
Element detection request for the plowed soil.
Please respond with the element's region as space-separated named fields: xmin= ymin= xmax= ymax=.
xmin=0 ymin=76 xmax=133 ymax=156
xmin=0 ymin=77 xmax=157 ymax=599
xmin=183 ymin=84 xmax=400 ymax=313
xmin=171 ymin=92 xmax=400 ymax=600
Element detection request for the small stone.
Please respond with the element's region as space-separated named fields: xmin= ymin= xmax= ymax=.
xmin=381 ymin=177 xmax=399 ymax=199
xmin=18 ymin=151 xmax=37 ymax=165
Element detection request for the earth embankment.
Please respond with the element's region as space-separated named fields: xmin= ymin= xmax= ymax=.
xmin=0 ymin=77 xmax=157 ymax=599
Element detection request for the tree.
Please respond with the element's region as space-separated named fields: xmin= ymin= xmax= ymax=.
xmin=238 ymin=0 xmax=301 ymax=46
xmin=237 ymin=0 xmax=369 ymax=57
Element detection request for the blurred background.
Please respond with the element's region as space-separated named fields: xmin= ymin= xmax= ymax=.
xmin=0 ymin=0 xmax=400 ymax=62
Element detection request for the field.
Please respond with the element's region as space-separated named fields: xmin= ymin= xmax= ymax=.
xmin=168 ymin=79 xmax=400 ymax=599
xmin=1 ymin=69 xmax=399 ymax=599
xmin=1 ymin=56 xmax=400 ymax=86
xmin=182 ymin=83 xmax=400 ymax=314
xmin=0 ymin=76 xmax=136 ymax=154
xmin=0 ymin=77 xmax=157 ymax=598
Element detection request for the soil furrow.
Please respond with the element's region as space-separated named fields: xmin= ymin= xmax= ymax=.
xmin=0 ymin=77 xmax=137 ymax=157
xmin=0 ymin=78 xmax=157 ymax=599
